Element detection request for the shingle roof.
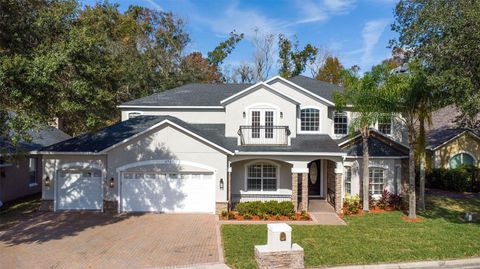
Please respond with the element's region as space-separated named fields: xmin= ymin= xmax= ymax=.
xmin=42 ymin=116 xmax=344 ymax=154
xmin=120 ymin=75 xmax=346 ymax=107
xmin=426 ymin=128 xmax=477 ymax=150
xmin=237 ymin=134 xmax=343 ymax=153
xmin=121 ymin=83 xmax=252 ymax=107
xmin=1 ymin=127 xmax=70 ymax=154
xmin=338 ymin=130 xmax=409 ymax=157
xmin=286 ymin=75 xmax=344 ymax=103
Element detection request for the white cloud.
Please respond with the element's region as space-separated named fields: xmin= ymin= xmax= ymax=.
xmin=292 ymin=0 xmax=356 ymax=25
xmin=360 ymin=19 xmax=388 ymax=65
xmin=144 ymin=0 xmax=162 ymax=10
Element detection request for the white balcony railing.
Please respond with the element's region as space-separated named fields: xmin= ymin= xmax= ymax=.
xmin=238 ymin=125 xmax=290 ymax=146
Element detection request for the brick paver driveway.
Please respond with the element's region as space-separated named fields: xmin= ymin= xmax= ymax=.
xmin=0 ymin=212 xmax=220 ymax=269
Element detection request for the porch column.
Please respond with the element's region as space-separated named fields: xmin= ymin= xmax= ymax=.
xmin=291 ymin=173 xmax=298 ymax=211
xmin=334 ymin=161 xmax=344 ymax=213
xmin=301 ymin=173 xmax=308 ymax=211
xmin=227 ymin=165 xmax=232 ymax=210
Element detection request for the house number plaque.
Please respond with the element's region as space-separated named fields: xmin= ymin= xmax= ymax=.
xmin=280 ymin=232 xmax=286 ymax=241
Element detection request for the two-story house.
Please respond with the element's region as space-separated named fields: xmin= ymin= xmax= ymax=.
xmin=37 ymin=75 xmax=409 ymax=214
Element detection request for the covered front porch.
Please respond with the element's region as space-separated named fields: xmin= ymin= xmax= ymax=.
xmin=227 ymin=155 xmax=345 ymax=213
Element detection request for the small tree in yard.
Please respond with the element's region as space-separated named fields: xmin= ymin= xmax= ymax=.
xmin=335 ymin=65 xmax=392 ymax=212
xmin=382 ymin=61 xmax=434 ymax=218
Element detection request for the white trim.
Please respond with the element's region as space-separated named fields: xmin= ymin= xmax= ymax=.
xmin=118 ymin=105 xmax=225 ymax=110
xmin=375 ymin=115 xmax=394 ymax=136
xmin=291 ymin=167 xmax=309 ymax=173
xmin=99 ymin=119 xmax=233 ymax=155
xmin=115 ymin=159 xmax=217 ymax=173
xmin=0 ymin=163 xmax=12 ymax=168
xmin=298 ymin=106 xmax=322 ymax=134
xmin=220 ymin=82 xmax=301 ymax=105
xmin=244 ymin=160 xmax=281 ymax=193
xmin=234 ymin=151 xmax=347 ymax=157
xmin=32 ymin=151 xmax=103 ymax=155
xmin=265 ymin=76 xmax=336 ymax=106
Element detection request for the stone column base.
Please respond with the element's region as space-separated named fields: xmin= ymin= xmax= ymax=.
xmin=216 ymin=202 xmax=228 ymax=215
xmin=103 ymin=200 xmax=118 ymax=213
xmin=255 ymin=244 xmax=304 ymax=269
xmin=39 ymin=200 xmax=54 ymax=211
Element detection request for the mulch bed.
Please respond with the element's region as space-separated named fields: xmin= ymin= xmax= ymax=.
xmin=401 ymin=215 xmax=425 ymax=222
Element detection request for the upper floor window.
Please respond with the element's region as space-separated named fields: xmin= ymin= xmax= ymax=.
xmin=246 ymin=162 xmax=277 ymax=191
xmin=334 ymin=112 xmax=348 ymax=135
xmin=449 ymin=153 xmax=475 ymax=169
xmin=128 ymin=112 xmax=141 ymax=119
xmin=369 ymin=168 xmax=384 ymax=195
xmin=300 ymin=108 xmax=319 ymax=132
xmin=344 ymin=166 xmax=352 ymax=195
xmin=28 ymin=158 xmax=37 ymax=186
xmin=378 ymin=115 xmax=392 ymax=135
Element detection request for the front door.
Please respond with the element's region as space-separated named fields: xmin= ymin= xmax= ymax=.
xmin=308 ymin=160 xmax=321 ymax=197
xmin=250 ymin=109 xmax=275 ymax=141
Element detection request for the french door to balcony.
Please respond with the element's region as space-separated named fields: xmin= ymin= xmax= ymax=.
xmin=250 ymin=109 xmax=275 ymax=142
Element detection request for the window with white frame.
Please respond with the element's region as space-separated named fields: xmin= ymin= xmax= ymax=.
xmin=369 ymin=168 xmax=384 ymax=195
xmin=378 ymin=115 xmax=392 ymax=135
xmin=344 ymin=166 xmax=352 ymax=195
xmin=300 ymin=108 xmax=320 ymax=132
xmin=334 ymin=111 xmax=348 ymax=135
xmin=246 ymin=162 xmax=277 ymax=191
xmin=449 ymin=153 xmax=475 ymax=169
xmin=28 ymin=158 xmax=37 ymax=186
xmin=128 ymin=112 xmax=141 ymax=119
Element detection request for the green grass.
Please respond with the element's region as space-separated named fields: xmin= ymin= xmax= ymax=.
xmin=0 ymin=194 xmax=41 ymax=229
xmin=222 ymin=195 xmax=480 ymax=269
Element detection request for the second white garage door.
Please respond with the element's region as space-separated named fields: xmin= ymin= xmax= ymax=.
xmin=120 ymin=172 xmax=215 ymax=213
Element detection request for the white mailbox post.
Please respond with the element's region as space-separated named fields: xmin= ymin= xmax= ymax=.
xmin=254 ymin=223 xmax=304 ymax=269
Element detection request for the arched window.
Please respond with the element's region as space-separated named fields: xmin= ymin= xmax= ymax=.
xmin=246 ymin=162 xmax=278 ymax=191
xmin=300 ymin=108 xmax=320 ymax=132
xmin=449 ymin=153 xmax=475 ymax=169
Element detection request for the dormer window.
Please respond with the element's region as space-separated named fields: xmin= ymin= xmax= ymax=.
xmin=333 ymin=112 xmax=348 ymax=135
xmin=378 ymin=115 xmax=392 ymax=135
xmin=300 ymin=108 xmax=319 ymax=132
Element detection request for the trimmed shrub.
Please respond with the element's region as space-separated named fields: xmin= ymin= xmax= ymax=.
xmin=235 ymin=200 xmax=295 ymax=216
xmin=343 ymin=194 xmax=361 ymax=215
xmin=426 ymin=165 xmax=479 ymax=192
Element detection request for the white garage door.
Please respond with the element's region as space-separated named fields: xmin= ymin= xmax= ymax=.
xmin=120 ymin=172 xmax=215 ymax=213
xmin=57 ymin=171 xmax=103 ymax=210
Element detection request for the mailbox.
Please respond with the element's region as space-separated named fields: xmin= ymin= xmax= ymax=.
xmin=266 ymin=223 xmax=292 ymax=251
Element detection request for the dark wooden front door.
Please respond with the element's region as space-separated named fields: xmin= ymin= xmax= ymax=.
xmin=308 ymin=160 xmax=321 ymax=196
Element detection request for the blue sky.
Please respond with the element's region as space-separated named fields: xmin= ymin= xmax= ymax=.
xmin=84 ymin=0 xmax=398 ymax=76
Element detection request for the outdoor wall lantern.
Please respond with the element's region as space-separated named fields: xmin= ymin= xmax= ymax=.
xmin=219 ymin=178 xmax=224 ymax=190
xmin=109 ymin=177 xmax=115 ymax=188
xmin=242 ymin=111 xmax=246 ymax=118
xmin=44 ymin=176 xmax=50 ymax=187
xmin=280 ymin=112 xmax=283 ymax=118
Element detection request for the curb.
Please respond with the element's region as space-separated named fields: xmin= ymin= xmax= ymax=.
xmin=315 ymin=257 xmax=480 ymax=269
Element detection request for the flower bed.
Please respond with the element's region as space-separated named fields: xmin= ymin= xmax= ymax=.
xmin=342 ymin=191 xmax=404 ymax=216
xmin=220 ymin=200 xmax=311 ymax=221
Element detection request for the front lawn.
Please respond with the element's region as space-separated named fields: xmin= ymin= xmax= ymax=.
xmin=222 ymin=194 xmax=480 ymax=268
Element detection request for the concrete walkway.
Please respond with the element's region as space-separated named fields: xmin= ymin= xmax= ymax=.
xmin=319 ymin=257 xmax=480 ymax=269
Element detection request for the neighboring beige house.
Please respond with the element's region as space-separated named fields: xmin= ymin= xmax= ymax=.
xmin=0 ymin=127 xmax=70 ymax=204
xmin=37 ymin=75 xmax=410 ymax=214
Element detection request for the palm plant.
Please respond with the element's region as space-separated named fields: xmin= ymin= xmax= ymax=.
xmin=335 ymin=65 xmax=392 ymax=212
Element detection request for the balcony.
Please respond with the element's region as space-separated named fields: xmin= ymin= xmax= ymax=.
xmin=238 ymin=125 xmax=290 ymax=146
